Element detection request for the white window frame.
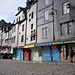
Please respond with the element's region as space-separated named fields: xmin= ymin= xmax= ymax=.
xmin=44 ymin=10 xmax=49 ymax=21
xmin=22 ymin=24 xmax=24 ymax=31
xmin=60 ymin=24 xmax=66 ymax=35
xmin=45 ymin=0 xmax=49 ymax=6
xmin=42 ymin=27 xmax=48 ymax=38
xmin=63 ymin=2 xmax=70 ymax=14
xmin=67 ymin=22 xmax=73 ymax=34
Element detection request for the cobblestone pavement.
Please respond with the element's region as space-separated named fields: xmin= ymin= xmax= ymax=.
xmin=0 ymin=60 xmax=75 ymax=75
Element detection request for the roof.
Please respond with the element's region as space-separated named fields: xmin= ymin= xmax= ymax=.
xmin=0 ymin=19 xmax=6 ymax=27
xmin=15 ymin=7 xmax=25 ymax=16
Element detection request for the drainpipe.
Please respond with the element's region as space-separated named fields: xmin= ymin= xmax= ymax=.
xmin=36 ymin=1 xmax=38 ymax=44
xmin=52 ymin=0 xmax=55 ymax=41
xmin=17 ymin=24 xmax=19 ymax=48
xmin=25 ymin=11 xmax=27 ymax=46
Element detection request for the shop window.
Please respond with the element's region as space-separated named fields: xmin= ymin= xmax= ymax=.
xmin=63 ymin=2 xmax=70 ymax=14
xmin=63 ymin=45 xmax=66 ymax=59
xmin=39 ymin=49 xmax=42 ymax=57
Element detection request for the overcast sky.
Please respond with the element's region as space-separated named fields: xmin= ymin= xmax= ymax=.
xmin=0 ymin=0 xmax=26 ymax=23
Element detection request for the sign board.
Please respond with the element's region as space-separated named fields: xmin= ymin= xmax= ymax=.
xmin=35 ymin=43 xmax=51 ymax=47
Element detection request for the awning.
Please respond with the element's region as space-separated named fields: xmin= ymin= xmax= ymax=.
xmin=24 ymin=44 xmax=35 ymax=48
xmin=64 ymin=40 xmax=75 ymax=44
xmin=52 ymin=42 xmax=63 ymax=45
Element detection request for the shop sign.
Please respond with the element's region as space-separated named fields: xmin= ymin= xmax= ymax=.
xmin=35 ymin=43 xmax=51 ymax=47
xmin=24 ymin=44 xmax=35 ymax=48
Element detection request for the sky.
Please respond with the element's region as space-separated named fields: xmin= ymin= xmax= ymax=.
xmin=0 ymin=0 xmax=26 ymax=23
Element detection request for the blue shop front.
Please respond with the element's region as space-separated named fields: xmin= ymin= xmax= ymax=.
xmin=35 ymin=43 xmax=59 ymax=62
xmin=16 ymin=49 xmax=23 ymax=60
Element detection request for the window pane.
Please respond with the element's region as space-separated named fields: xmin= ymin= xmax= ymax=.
xmin=61 ymin=24 xmax=66 ymax=35
xmin=14 ymin=26 xmax=15 ymax=32
xmin=21 ymin=35 xmax=24 ymax=42
xmin=32 ymin=12 xmax=34 ymax=19
xmin=63 ymin=2 xmax=70 ymax=14
xmin=45 ymin=27 xmax=48 ymax=37
xmin=22 ymin=24 xmax=24 ymax=31
xmin=42 ymin=28 xmax=44 ymax=38
xmin=14 ymin=36 xmax=16 ymax=43
xmin=68 ymin=22 xmax=72 ymax=34
xmin=45 ymin=0 xmax=49 ymax=5
xmin=45 ymin=10 xmax=49 ymax=21
xmin=31 ymin=24 xmax=33 ymax=29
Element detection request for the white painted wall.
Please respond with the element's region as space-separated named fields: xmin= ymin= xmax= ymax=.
xmin=26 ymin=3 xmax=37 ymax=45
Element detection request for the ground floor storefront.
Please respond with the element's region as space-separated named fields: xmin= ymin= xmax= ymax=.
xmin=0 ymin=47 xmax=12 ymax=59
xmin=30 ymin=47 xmax=42 ymax=61
xmin=35 ymin=43 xmax=60 ymax=62
xmin=59 ymin=44 xmax=75 ymax=63
xmin=24 ymin=48 xmax=31 ymax=61
xmin=24 ymin=44 xmax=42 ymax=61
xmin=12 ymin=48 xmax=24 ymax=60
xmin=11 ymin=41 xmax=75 ymax=63
xmin=16 ymin=48 xmax=23 ymax=60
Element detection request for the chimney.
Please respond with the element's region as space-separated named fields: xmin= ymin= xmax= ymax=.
xmin=26 ymin=0 xmax=34 ymax=6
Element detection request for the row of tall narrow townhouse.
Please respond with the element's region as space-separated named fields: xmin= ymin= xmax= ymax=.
xmin=35 ymin=0 xmax=75 ymax=62
xmin=24 ymin=0 xmax=42 ymax=61
xmin=0 ymin=21 xmax=13 ymax=59
xmin=53 ymin=0 xmax=75 ymax=62
xmin=35 ymin=0 xmax=60 ymax=62
xmin=11 ymin=7 xmax=27 ymax=60
xmin=11 ymin=0 xmax=42 ymax=61
xmin=0 ymin=0 xmax=75 ymax=62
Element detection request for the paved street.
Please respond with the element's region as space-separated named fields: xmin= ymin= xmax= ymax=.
xmin=0 ymin=60 xmax=75 ymax=75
